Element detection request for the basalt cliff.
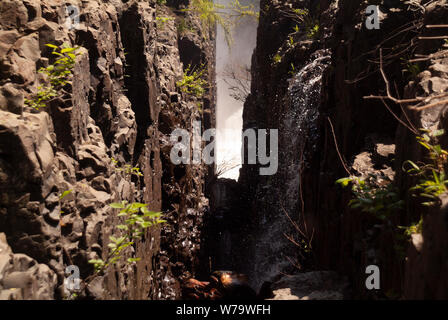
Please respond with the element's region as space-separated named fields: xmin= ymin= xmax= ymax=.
xmin=1 ymin=0 xmax=448 ymax=300
xmin=0 ymin=0 xmax=215 ymax=299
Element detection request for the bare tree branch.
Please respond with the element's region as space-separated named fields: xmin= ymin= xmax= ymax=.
xmin=221 ymin=62 xmax=251 ymax=102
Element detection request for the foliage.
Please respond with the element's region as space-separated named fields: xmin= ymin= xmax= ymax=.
xmin=403 ymin=129 xmax=448 ymax=206
xmin=111 ymin=158 xmax=143 ymax=178
xmin=176 ymin=64 xmax=208 ymax=97
xmin=398 ymin=216 xmax=423 ymax=237
xmin=288 ymin=35 xmax=295 ymax=47
xmin=284 ymin=7 xmax=320 ymax=40
xmin=59 ymin=189 xmax=72 ymax=201
xmin=184 ymin=0 xmax=258 ymax=46
xmin=336 ymin=173 xmax=404 ymax=220
xmin=88 ymin=201 xmax=165 ymax=274
xmin=25 ymin=44 xmax=80 ymax=110
xmin=59 ymin=189 xmax=72 ymax=215
xmin=176 ymin=17 xmax=195 ymax=36
xmin=156 ymin=0 xmax=166 ymax=5
xmin=307 ymin=23 xmax=320 ymax=39
xmin=272 ymin=53 xmax=282 ymax=65
xmin=289 ymin=63 xmax=296 ymax=76
xmin=156 ymin=16 xmax=174 ymax=28
xmin=401 ymin=57 xmax=421 ymax=80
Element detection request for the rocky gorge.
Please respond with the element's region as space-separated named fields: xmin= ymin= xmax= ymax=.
xmin=1 ymin=0 xmax=448 ymax=301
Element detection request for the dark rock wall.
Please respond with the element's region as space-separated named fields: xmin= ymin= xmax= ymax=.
xmin=0 ymin=0 xmax=215 ymax=299
xmin=239 ymin=0 xmax=448 ymax=298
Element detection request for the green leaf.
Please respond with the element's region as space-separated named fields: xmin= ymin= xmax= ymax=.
xmin=59 ymin=189 xmax=72 ymax=200
xmin=45 ymin=44 xmax=58 ymax=49
xmin=110 ymin=202 xmax=126 ymax=209
xmin=141 ymin=221 xmax=152 ymax=228
xmin=61 ymin=47 xmax=77 ymax=54
xmin=130 ymin=203 xmax=148 ymax=210
xmin=432 ymin=129 xmax=444 ymax=137
xmin=335 ymin=177 xmax=352 ymax=187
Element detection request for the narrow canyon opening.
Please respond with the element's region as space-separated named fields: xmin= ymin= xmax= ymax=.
xmin=215 ymin=0 xmax=259 ymax=180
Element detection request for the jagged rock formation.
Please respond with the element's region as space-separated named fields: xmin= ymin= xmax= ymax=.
xmin=0 ymin=232 xmax=57 ymax=299
xmin=2 ymin=0 xmax=448 ymax=301
xmin=0 ymin=0 xmax=215 ymax=299
xmin=230 ymin=0 xmax=448 ymax=299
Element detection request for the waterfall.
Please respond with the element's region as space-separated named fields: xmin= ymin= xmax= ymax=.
xmin=251 ymin=50 xmax=331 ymax=290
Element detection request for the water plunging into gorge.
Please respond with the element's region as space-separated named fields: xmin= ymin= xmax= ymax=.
xmin=211 ymin=1 xmax=333 ymax=291
xmin=250 ymin=50 xmax=331 ymax=289
xmin=215 ymin=0 xmax=258 ymax=180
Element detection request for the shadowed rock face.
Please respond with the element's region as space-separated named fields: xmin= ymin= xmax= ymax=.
xmin=0 ymin=0 xmax=215 ymax=300
xmin=215 ymin=0 xmax=448 ymax=299
xmin=0 ymin=232 xmax=57 ymax=300
xmin=2 ymin=0 xmax=448 ymax=301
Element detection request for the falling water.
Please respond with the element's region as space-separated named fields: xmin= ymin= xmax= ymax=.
xmin=251 ymin=49 xmax=331 ymax=289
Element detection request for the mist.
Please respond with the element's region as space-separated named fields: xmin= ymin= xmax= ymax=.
xmin=216 ymin=0 xmax=259 ymax=180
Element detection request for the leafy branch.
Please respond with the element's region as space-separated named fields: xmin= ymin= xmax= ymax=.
xmin=336 ymin=173 xmax=404 ymax=220
xmin=183 ymin=0 xmax=259 ymax=46
xmin=403 ymin=129 xmax=448 ymax=206
xmin=176 ymin=64 xmax=208 ymax=98
xmin=87 ymin=201 xmax=165 ymax=282
xmin=111 ymin=158 xmax=143 ymax=179
xmin=25 ymin=44 xmax=80 ymax=110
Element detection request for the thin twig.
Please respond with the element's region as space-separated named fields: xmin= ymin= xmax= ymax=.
xmin=418 ymin=36 xmax=448 ymax=40
xmin=411 ymin=98 xmax=448 ymax=111
xmin=280 ymin=203 xmax=307 ymax=238
xmin=394 ymin=81 xmax=418 ymax=134
xmin=327 ymin=117 xmax=351 ymax=175
xmin=426 ymin=25 xmax=448 ymax=28
xmin=380 ymin=97 xmax=418 ymax=134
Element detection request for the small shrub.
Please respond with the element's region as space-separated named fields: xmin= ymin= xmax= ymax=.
xmin=176 ymin=64 xmax=208 ymax=97
xmin=176 ymin=17 xmax=195 ymax=36
xmin=307 ymin=23 xmax=320 ymax=39
xmin=272 ymin=53 xmax=282 ymax=65
xmin=403 ymin=129 xmax=448 ymax=206
xmin=399 ymin=217 xmax=423 ymax=237
xmin=111 ymin=158 xmax=143 ymax=179
xmin=401 ymin=56 xmax=421 ymax=80
xmin=286 ymin=7 xmax=320 ymax=40
xmin=25 ymin=44 xmax=80 ymax=110
xmin=336 ymin=173 xmax=404 ymax=220
xmin=88 ymin=201 xmax=165 ymax=274
xmin=156 ymin=16 xmax=174 ymax=28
